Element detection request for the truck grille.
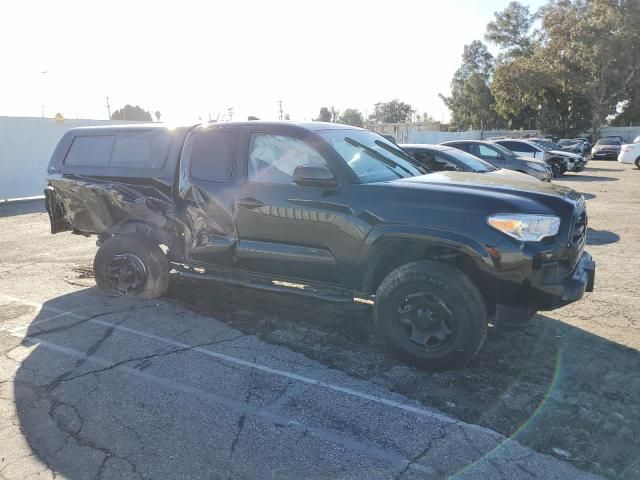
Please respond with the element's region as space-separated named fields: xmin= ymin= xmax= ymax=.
xmin=569 ymin=207 xmax=587 ymax=265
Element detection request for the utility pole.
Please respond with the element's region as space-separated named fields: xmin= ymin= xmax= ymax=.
xmin=105 ymin=97 xmax=111 ymax=119
xmin=278 ymin=100 xmax=284 ymax=120
xmin=227 ymin=107 xmax=234 ymax=122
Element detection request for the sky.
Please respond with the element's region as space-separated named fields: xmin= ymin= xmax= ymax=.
xmin=1 ymin=0 xmax=547 ymax=124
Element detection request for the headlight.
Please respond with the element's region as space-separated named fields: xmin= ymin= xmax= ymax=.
xmin=526 ymin=162 xmax=547 ymax=172
xmin=488 ymin=214 xmax=560 ymax=241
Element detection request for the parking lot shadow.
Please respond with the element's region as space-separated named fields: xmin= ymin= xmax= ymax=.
xmin=556 ymin=174 xmax=618 ymax=182
xmin=585 ymin=167 xmax=621 ymax=173
xmin=167 ymin=279 xmax=640 ymax=479
xmin=8 ymin=285 xmax=640 ymax=479
xmin=587 ymin=227 xmax=620 ymax=245
xmin=0 ymin=199 xmax=45 ymax=217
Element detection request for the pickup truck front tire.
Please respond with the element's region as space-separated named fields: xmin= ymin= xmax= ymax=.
xmin=94 ymin=235 xmax=170 ymax=299
xmin=374 ymin=261 xmax=487 ymax=370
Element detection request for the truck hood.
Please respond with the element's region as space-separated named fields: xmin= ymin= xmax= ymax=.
xmin=391 ymin=170 xmax=579 ymax=200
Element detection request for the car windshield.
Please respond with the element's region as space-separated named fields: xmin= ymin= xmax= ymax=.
xmin=318 ymin=129 xmax=427 ymax=183
xmin=596 ymin=138 xmax=621 ymax=146
xmin=558 ymin=139 xmax=576 ymax=146
xmin=440 ymin=148 xmax=497 ymax=172
xmin=634 ymin=136 xmax=640 ymax=144
xmin=530 ymin=139 xmax=557 ymax=151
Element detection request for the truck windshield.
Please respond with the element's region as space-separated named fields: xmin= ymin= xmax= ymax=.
xmin=318 ymin=129 xmax=427 ymax=183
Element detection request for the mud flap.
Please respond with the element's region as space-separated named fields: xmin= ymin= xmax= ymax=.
xmin=44 ymin=187 xmax=72 ymax=234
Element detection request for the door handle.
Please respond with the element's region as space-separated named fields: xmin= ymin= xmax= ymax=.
xmin=238 ymin=198 xmax=265 ymax=209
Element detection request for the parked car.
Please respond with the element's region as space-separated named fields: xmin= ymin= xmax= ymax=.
xmin=602 ymin=135 xmax=625 ymax=144
xmin=401 ymin=144 xmax=547 ymax=182
xmin=491 ymin=139 xmax=569 ymax=176
xmin=438 ymin=140 xmax=552 ymax=181
xmin=44 ymin=122 xmax=595 ymax=370
xmin=618 ymin=136 xmax=640 ymax=168
xmin=592 ymin=137 xmax=622 ymax=160
xmin=558 ymin=139 xmax=588 ymax=155
xmin=530 ymin=138 xmax=587 ymax=172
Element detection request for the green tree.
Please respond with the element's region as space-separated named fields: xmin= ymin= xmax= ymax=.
xmin=439 ymin=41 xmax=503 ymax=130
xmin=315 ymin=107 xmax=332 ymax=122
xmin=330 ymin=106 xmax=339 ymax=123
xmin=541 ymin=0 xmax=640 ymax=137
xmin=110 ymin=104 xmax=153 ymax=122
xmin=491 ymin=50 xmax=592 ymax=136
xmin=485 ymin=1 xmax=536 ymax=56
xmin=611 ymin=87 xmax=640 ymax=126
xmin=368 ymin=99 xmax=414 ymax=123
xmin=338 ymin=109 xmax=364 ymax=127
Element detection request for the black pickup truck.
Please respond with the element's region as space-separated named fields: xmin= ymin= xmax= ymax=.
xmin=45 ymin=122 xmax=595 ymax=369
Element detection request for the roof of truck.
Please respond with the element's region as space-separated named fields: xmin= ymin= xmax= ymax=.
xmin=65 ymin=121 xmax=363 ymax=136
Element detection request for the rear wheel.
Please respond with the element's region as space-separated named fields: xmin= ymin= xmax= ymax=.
xmin=635 ymin=157 xmax=640 ymax=169
xmin=374 ymin=261 xmax=487 ymax=370
xmin=94 ymin=235 xmax=170 ymax=299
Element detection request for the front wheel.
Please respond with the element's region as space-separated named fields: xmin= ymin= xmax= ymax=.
xmin=94 ymin=235 xmax=170 ymax=299
xmin=635 ymin=157 xmax=640 ymax=169
xmin=374 ymin=261 xmax=487 ymax=370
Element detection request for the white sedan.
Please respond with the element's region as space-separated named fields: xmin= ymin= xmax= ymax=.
xmin=618 ymin=136 xmax=640 ymax=168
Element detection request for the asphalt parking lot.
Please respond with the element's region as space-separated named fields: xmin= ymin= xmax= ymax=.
xmin=0 ymin=160 xmax=638 ymax=479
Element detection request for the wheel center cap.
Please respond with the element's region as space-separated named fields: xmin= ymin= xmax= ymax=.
xmin=416 ymin=308 xmax=437 ymax=328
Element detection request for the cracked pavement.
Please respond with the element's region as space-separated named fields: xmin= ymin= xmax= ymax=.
xmin=0 ymin=193 xmax=610 ymax=478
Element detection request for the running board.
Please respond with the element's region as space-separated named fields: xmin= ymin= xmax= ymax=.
xmin=174 ymin=265 xmax=370 ymax=304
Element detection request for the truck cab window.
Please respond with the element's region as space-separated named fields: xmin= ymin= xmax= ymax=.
xmin=248 ymin=133 xmax=326 ymax=184
xmin=190 ymin=131 xmax=236 ymax=182
xmin=111 ymin=131 xmax=171 ymax=169
xmin=64 ymin=136 xmax=114 ymax=166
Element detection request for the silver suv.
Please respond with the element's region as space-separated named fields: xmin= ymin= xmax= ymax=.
xmin=440 ymin=140 xmax=553 ymax=180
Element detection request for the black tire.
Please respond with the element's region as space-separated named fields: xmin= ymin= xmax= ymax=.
xmin=635 ymin=157 xmax=640 ymax=169
xmin=374 ymin=261 xmax=487 ymax=370
xmin=94 ymin=235 xmax=170 ymax=299
xmin=491 ymin=305 xmax=537 ymax=332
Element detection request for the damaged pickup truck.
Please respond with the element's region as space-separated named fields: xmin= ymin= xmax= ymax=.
xmin=45 ymin=122 xmax=595 ymax=369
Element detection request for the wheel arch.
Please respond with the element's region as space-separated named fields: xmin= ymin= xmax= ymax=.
xmin=360 ymin=227 xmax=491 ymax=296
xmin=103 ymin=220 xmax=184 ymax=258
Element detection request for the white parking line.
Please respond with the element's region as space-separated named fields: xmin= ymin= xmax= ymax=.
xmin=3 ymin=327 xmax=424 ymax=472
xmin=0 ymin=294 xmax=502 ymax=439
xmin=9 ymin=305 xmax=92 ymax=333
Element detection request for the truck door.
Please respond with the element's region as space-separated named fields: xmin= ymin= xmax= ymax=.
xmin=233 ymin=131 xmax=357 ymax=285
xmin=178 ymin=127 xmax=239 ymax=266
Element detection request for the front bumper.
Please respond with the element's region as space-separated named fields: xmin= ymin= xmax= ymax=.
xmin=533 ymin=251 xmax=595 ymax=309
xmin=591 ymin=151 xmax=619 ymax=160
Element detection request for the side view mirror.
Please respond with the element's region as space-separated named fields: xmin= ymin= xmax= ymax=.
xmin=292 ymin=163 xmax=338 ymax=188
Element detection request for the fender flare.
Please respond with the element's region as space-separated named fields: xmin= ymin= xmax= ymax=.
xmin=358 ymin=225 xmax=492 ymax=293
xmin=106 ymin=220 xmax=177 ymax=249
